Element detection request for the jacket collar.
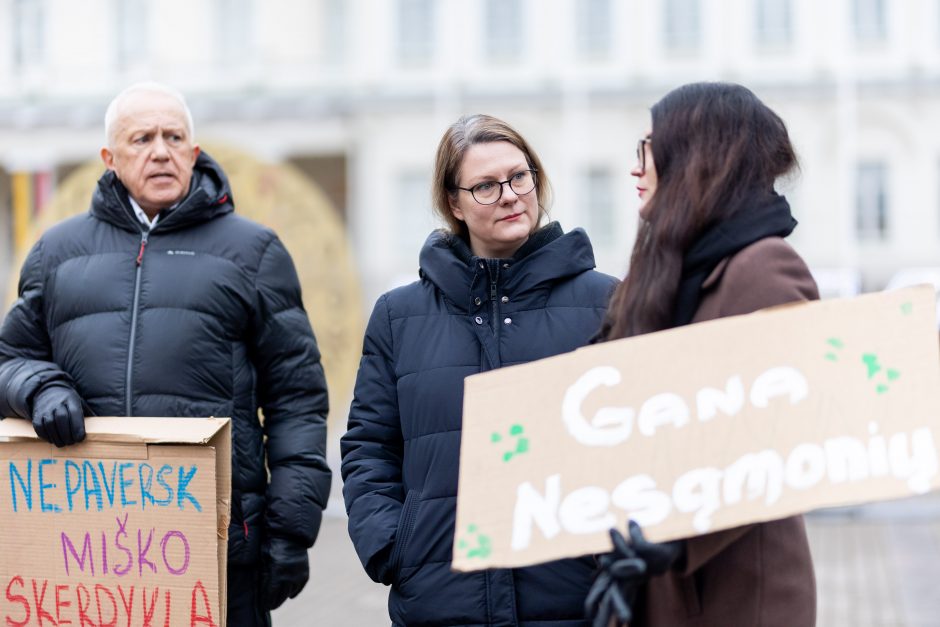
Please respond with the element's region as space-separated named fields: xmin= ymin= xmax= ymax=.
xmin=89 ymin=151 xmax=234 ymax=233
xmin=418 ymin=222 xmax=598 ymax=311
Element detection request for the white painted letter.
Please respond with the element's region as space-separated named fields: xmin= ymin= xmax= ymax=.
xmin=750 ymin=367 xmax=808 ymax=408
xmin=867 ymin=422 xmax=890 ymax=478
xmin=824 ymin=437 xmax=870 ymax=483
xmin=561 ymin=367 xmax=634 ymax=446
xmin=889 ymin=428 xmax=939 ymax=494
xmin=785 ymin=443 xmax=826 ymax=490
xmin=672 ymin=468 xmax=722 ymax=533
xmin=512 ymin=474 xmax=561 ymax=550
xmin=722 ymin=450 xmax=785 ymax=506
xmin=559 ymin=486 xmax=616 ymax=535
xmin=638 ymin=393 xmax=690 ymax=437
xmin=611 ymin=475 xmax=672 ymax=527
xmin=696 ymin=376 xmax=744 ymax=423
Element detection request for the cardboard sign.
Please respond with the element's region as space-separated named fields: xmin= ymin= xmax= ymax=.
xmin=0 ymin=417 xmax=231 ymax=626
xmin=453 ymin=286 xmax=940 ymax=571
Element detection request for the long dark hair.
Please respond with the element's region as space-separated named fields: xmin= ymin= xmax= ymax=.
xmin=602 ymin=82 xmax=798 ymax=340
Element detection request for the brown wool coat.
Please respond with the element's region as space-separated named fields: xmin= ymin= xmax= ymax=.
xmin=635 ymin=236 xmax=818 ymax=627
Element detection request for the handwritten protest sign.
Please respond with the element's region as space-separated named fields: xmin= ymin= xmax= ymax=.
xmin=0 ymin=417 xmax=230 ymax=626
xmin=453 ymin=286 xmax=940 ymax=571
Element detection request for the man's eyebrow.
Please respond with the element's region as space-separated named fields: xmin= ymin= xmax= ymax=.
xmin=126 ymin=125 xmax=156 ymax=135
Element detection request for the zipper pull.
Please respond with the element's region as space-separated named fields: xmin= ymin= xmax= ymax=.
xmin=135 ymin=233 xmax=149 ymax=266
xmin=490 ymin=282 xmax=497 ymax=301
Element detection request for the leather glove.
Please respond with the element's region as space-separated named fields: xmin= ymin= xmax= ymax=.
xmin=627 ymin=519 xmax=685 ymax=577
xmin=30 ymin=382 xmax=86 ymax=448
xmin=585 ymin=521 xmax=686 ymax=627
xmin=259 ymin=536 xmax=309 ymax=610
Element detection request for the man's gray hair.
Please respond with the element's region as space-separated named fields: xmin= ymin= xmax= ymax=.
xmin=104 ymin=82 xmax=195 ymax=147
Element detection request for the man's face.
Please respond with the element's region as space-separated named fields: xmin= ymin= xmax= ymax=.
xmin=100 ymin=91 xmax=200 ymax=215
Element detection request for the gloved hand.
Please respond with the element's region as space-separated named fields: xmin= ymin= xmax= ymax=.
xmin=30 ymin=382 xmax=86 ymax=447
xmin=627 ymin=519 xmax=685 ymax=577
xmin=259 ymin=536 xmax=309 ymax=610
xmin=584 ymin=521 xmax=685 ymax=627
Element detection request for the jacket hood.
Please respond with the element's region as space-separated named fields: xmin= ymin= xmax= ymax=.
xmin=90 ymin=151 xmax=234 ymax=232
xmin=418 ymin=222 xmax=599 ymax=311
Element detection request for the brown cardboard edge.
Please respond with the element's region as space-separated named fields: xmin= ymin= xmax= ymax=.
xmin=0 ymin=416 xmax=230 ymax=444
xmin=211 ymin=419 xmax=232 ymax=626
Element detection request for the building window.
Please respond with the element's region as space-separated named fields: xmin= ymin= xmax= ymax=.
xmin=216 ymin=0 xmax=254 ymax=65
xmin=583 ymin=168 xmax=616 ymax=248
xmin=664 ymin=0 xmax=701 ymax=52
xmin=576 ymin=0 xmax=612 ymax=61
xmin=397 ymin=171 xmax=435 ymax=255
xmin=115 ymin=0 xmax=149 ymax=69
xmin=856 ymin=162 xmax=888 ymax=240
xmin=320 ymin=0 xmax=346 ymax=66
xmin=397 ymin=0 xmax=434 ymax=67
xmin=755 ymin=0 xmax=792 ymax=48
xmin=485 ymin=0 xmax=523 ymax=62
xmin=12 ymin=0 xmax=45 ymax=71
xmin=853 ymin=0 xmax=887 ymax=44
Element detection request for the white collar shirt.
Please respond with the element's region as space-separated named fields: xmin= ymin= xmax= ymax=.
xmin=128 ymin=196 xmax=159 ymax=230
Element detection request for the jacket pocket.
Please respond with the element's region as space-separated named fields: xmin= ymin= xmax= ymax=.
xmin=388 ymin=489 xmax=421 ymax=579
xmin=227 ymin=491 xmax=264 ymax=565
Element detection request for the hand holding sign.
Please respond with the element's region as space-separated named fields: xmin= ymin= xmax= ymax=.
xmin=31 ymin=382 xmax=85 ymax=448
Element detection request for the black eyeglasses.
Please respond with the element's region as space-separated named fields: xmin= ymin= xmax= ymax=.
xmin=636 ymin=137 xmax=652 ymax=174
xmin=455 ymin=169 xmax=538 ymax=205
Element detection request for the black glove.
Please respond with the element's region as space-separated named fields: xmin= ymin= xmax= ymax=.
xmin=259 ymin=536 xmax=309 ymax=610
xmin=30 ymin=382 xmax=86 ymax=448
xmin=627 ymin=520 xmax=685 ymax=577
xmin=584 ymin=521 xmax=686 ymax=627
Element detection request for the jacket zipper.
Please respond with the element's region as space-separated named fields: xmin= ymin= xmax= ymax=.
xmin=488 ymin=260 xmax=499 ymax=334
xmin=125 ymin=230 xmax=149 ymax=417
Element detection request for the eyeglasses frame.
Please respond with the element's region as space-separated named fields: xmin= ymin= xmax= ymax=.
xmin=454 ymin=168 xmax=539 ymax=206
xmin=636 ymin=137 xmax=652 ymax=175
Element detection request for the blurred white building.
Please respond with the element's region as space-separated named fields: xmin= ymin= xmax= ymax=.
xmin=1 ymin=0 xmax=939 ymax=308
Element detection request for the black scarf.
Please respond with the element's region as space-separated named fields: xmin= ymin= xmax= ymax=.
xmin=672 ymin=192 xmax=797 ymax=327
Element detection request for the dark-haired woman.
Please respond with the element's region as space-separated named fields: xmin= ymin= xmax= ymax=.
xmin=341 ymin=114 xmax=617 ymax=626
xmin=595 ymin=83 xmax=817 ymax=626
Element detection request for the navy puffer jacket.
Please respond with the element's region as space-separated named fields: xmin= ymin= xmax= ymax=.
xmin=0 ymin=152 xmax=331 ymax=565
xmin=342 ymin=224 xmax=617 ymax=626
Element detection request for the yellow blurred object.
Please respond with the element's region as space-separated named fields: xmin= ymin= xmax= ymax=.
xmin=4 ymin=144 xmax=363 ymax=427
xmin=11 ymin=172 xmax=32 ymax=258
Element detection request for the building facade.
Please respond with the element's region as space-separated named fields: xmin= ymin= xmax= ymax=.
xmin=1 ymin=0 xmax=940 ymax=307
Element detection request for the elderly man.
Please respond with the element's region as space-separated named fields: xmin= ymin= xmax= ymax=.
xmin=0 ymin=82 xmax=330 ymax=624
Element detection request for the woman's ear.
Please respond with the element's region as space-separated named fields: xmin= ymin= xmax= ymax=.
xmin=449 ymin=196 xmax=464 ymax=222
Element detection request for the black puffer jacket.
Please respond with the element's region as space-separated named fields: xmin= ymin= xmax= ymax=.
xmin=0 ymin=152 xmax=331 ymax=565
xmin=341 ymin=225 xmax=617 ymax=626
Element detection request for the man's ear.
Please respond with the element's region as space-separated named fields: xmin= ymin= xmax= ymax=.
xmin=192 ymin=144 xmax=201 ymax=161
xmin=100 ymin=147 xmax=115 ymax=171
